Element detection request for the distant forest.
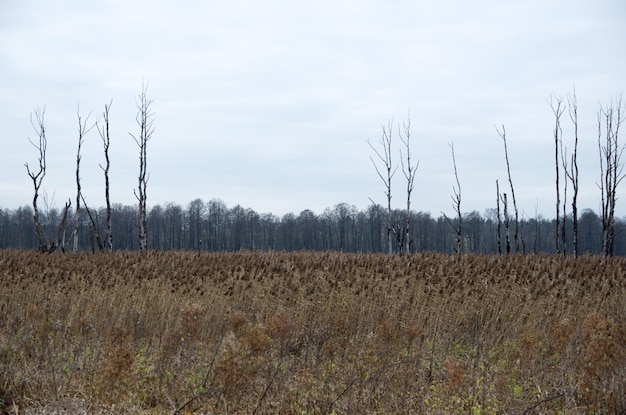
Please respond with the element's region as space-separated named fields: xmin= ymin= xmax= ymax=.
xmin=1 ymin=199 xmax=624 ymax=256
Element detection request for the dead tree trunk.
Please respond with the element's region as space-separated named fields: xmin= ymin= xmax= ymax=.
xmin=24 ymin=107 xmax=72 ymax=253
xmin=72 ymin=107 xmax=94 ymax=252
xmin=496 ymin=125 xmax=521 ymax=253
xmin=399 ymin=113 xmax=417 ymax=255
xmin=502 ymin=192 xmax=511 ymax=254
xmin=56 ymin=200 xmax=72 ymax=253
xmin=560 ymin=142 xmax=568 ymax=255
xmin=81 ymin=193 xmax=104 ymax=252
xmin=598 ymin=95 xmax=624 ymax=257
xmin=98 ymin=101 xmax=114 ymax=252
xmin=550 ymin=96 xmax=565 ymax=254
xmin=496 ymin=180 xmax=502 ymax=255
xmin=442 ymin=142 xmax=462 ymax=254
xmin=369 ymin=119 xmax=397 ymax=255
xmin=130 ymin=84 xmax=154 ymax=253
xmin=24 ymin=108 xmax=50 ymax=253
xmin=567 ymin=91 xmax=580 ymax=258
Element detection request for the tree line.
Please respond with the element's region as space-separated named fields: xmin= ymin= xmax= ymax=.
xmin=14 ymin=85 xmax=625 ymax=255
xmin=1 ymin=199 xmax=625 ymax=255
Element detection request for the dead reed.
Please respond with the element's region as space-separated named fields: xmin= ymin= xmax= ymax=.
xmin=0 ymin=250 xmax=625 ymax=414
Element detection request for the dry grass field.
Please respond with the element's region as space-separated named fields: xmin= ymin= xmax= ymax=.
xmin=1 ymin=250 xmax=625 ymax=414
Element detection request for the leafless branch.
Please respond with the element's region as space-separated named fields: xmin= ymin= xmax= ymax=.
xmin=368 ymin=119 xmax=397 ymax=254
xmin=442 ymin=142 xmax=462 ymax=253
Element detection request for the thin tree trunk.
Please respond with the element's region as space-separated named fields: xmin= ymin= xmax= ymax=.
xmin=598 ymin=96 xmax=623 ymax=257
xmin=400 ymin=113 xmax=417 ymax=255
xmin=496 ymin=125 xmax=521 ymax=252
xmin=496 ymin=180 xmax=502 ymax=255
xmin=567 ymin=91 xmax=580 ymax=257
xmin=443 ymin=142 xmax=462 ymax=254
xmin=24 ymin=107 xmax=49 ymax=253
xmin=72 ymin=107 xmax=94 ymax=252
xmin=369 ymin=119 xmax=397 ymax=255
xmin=502 ymin=193 xmax=511 ymax=254
xmin=550 ymin=96 xmax=565 ymax=254
xmin=99 ymin=101 xmax=114 ymax=252
xmin=130 ymin=84 xmax=154 ymax=253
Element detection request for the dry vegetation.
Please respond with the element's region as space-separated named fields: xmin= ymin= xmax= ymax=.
xmin=1 ymin=250 xmax=625 ymax=414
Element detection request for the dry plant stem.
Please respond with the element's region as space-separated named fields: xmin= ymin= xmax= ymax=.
xmin=522 ymin=392 xmax=565 ymax=414
xmin=171 ymin=330 xmax=226 ymax=415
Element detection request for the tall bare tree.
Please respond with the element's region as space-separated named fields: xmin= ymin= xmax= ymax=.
xmin=550 ymin=95 xmax=566 ymax=254
xmin=130 ymin=84 xmax=155 ymax=253
xmin=496 ymin=125 xmax=521 ymax=253
xmin=442 ymin=142 xmax=462 ymax=253
xmin=24 ymin=107 xmax=72 ymax=253
xmin=566 ymin=91 xmax=580 ymax=257
xmin=369 ymin=120 xmax=397 ymax=255
xmin=72 ymin=107 xmax=95 ymax=252
xmin=98 ymin=100 xmax=114 ymax=252
xmin=24 ymin=107 xmax=48 ymax=252
xmin=597 ymin=94 xmax=624 ymax=257
xmin=399 ymin=113 xmax=418 ymax=254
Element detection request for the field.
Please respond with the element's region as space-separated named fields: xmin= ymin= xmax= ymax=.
xmin=1 ymin=250 xmax=625 ymax=414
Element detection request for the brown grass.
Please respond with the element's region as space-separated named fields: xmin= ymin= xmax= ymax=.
xmin=1 ymin=250 xmax=625 ymax=414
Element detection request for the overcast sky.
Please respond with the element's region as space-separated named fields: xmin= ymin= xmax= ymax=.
xmin=1 ymin=0 xmax=625 ymax=219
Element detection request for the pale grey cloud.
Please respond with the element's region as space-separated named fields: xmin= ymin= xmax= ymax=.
xmin=1 ymin=0 xmax=625 ymax=218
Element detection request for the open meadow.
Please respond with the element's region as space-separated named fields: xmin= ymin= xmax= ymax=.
xmin=1 ymin=250 xmax=625 ymax=414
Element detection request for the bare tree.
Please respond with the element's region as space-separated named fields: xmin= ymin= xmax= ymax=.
xmin=550 ymin=95 xmax=566 ymax=254
xmin=130 ymin=84 xmax=155 ymax=253
xmin=24 ymin=107 xmax=72 ymax=253
xmin=399 ymin=113 xmax=418 ymax=254
xmin=72 ymin=106 xmax=95 ymax=252
xmin=566 ymin=90 xmax=580 ymax=257
xmin=24 ymin=107 xmax=48 ymax=252
xmin=496 ymin=125 xmax=522 ymax=253
xmin=98 ymin=100 xmax=114 ymax=252
xmin=597 ymin=94 xmax=624 ymax=257
xmin=442 ymin=142 xmax=462 ymax=254
xmin=369 ymin=120 xmax=397 ymax=255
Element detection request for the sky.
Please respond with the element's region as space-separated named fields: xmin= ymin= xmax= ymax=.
xmin=1 ymin=0 xmax=625 ymax=219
